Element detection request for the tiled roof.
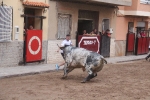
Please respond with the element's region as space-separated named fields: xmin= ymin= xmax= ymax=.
xmin=23 ymin=1 xmax=49 ymax=8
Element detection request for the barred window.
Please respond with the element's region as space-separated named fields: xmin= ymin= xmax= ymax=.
xmin=0 ymin=6 xmax=12 ymax=42
xmin=57 ymin=14 xmax=71 ymax=39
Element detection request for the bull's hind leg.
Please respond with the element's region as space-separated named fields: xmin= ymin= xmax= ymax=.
xmin=87 ymin=73 xmax=97 ymax=81
xmin=81 ymin=74 xmax=94 ymax=83
xmin=81 ymin=64 xmax=94 ymax=83
xmin=81 ymin=73 xmax=97 ymax=83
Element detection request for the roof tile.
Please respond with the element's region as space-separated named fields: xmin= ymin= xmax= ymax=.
xmin=23 ymin=1 xmax=49 ymax=8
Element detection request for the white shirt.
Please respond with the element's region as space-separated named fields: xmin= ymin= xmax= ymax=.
xmin=60 ymin=39 xmax=72 ymax=53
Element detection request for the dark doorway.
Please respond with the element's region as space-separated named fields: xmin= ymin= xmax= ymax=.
xmin=24 ymin=8 xmax=35 ymax=29
xmin=24 ymin=8 xmax=42 ymax=30
xmin=76 ymin=10 xmax=99 ymax=47
xmin=100 ymin=19 xmax=110 ymax=57
xmin=78 ymin=20 xmax=93 ymax=35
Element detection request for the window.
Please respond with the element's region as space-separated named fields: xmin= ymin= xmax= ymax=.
xmin=57 ymin=14 xmax=71 ymax=39
xmin=102 ymin=19 xmax=109 ymax=31
xmin=0 ymin=6 xmax=12 ymax=42
xmin=140 ymin=0 xmax=150 ymax=4
xmin=128 ymin=22 xmax=134 ymax=33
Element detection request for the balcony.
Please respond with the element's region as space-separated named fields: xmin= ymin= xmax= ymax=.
xmin=50 ymin=0 xmax=132 ymax=6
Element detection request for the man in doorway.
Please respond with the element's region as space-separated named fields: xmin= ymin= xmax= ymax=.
xmin=83 ymin=30 xmax=90 ymax=36
xmin=100 ymin=29 xmax=111 ymax=57
xmin=102 ymin=29 xmax=111 ymax=37
xmin=90 ymin=29 xmax=98 ymax=35
xmin=55 ymin=34 xmax=73 ymax=70
xmin=29 ymin=25 xmax=34 ymax=30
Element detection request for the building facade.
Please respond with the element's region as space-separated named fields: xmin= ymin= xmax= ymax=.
xmin=115 ymin=0 xmax=150 ymax=56
xmin=47 ymin=0 xmax=132 ymax=64
xmin=0 ymin=0 xmax=49 ymax=67
xmin=0 ymin=0 xmax=134 ymax=67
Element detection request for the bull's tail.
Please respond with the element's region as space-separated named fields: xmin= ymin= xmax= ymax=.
xmin=102 ymin=57 xmax=107 ymax=64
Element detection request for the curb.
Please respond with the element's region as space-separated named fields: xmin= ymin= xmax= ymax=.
xmin=0 ymin=69 xmax=63 ymax=79
xmin=116 ymin=58 xmax=145 ymax=63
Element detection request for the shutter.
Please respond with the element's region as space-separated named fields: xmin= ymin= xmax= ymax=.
xmin=0 ymin=6 xmax=12 ymax=42
xmin=57 ymin=14 xmax=71 ymax=39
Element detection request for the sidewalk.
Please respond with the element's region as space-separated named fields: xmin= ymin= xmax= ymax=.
xmin=0 ymin=54 xmax=147 ymax=79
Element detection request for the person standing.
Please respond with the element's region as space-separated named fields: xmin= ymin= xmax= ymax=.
xmin=29 ymin=25 xmax=34 ymax=30
xmin=55 ymin=34 xmax=73 ymax=70
xmin=83 ymin=30 xmax=90 ymax=36
xmin=100 ymin=29 xmax=111 ymax=57
xmin=90 ymin=29 xmax=98 ymax=36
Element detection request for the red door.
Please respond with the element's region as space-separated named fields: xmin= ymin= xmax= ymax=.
xmin=26 ymin=30 xmax=42 ymax=62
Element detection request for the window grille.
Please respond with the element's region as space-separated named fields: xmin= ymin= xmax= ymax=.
xmin=57 ymin=14 xmax=71 ymax=39
xmin=0 ymin=6 xmax=12 ymax=42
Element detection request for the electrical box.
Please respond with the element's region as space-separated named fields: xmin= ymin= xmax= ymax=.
xmin=110 ymin=28 xmax=113 ymax=33
xmin=14 ymin=26 xmax=19 ymax=40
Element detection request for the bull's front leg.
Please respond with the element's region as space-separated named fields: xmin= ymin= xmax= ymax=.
xmin=62 ymin=63 xmax=68 ymax=79
xmin=62 ymin=63 xmax=74 ymax=79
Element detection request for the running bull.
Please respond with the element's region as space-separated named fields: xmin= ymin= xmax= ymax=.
xmin=61 ymin=46 xmax=107 ymax=83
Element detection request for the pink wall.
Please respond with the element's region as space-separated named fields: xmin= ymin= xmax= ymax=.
xmin=119 ymin=0 xmax=150 ymax=12
xmin=137 ymin=0 xmax=150 ymax=12
xmin=124 ymin=0 xmax=138 ymax=11
xmin=115 ymin=17 xmax=128 ymax=40
xmin=115 ymin=16 xmax=150 ymax=40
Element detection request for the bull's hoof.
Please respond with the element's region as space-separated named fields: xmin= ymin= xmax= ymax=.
xmin=61 ymin=76 xmax=67 ymax=79
xmin=81 ymin=80 xmax=87 ymax=83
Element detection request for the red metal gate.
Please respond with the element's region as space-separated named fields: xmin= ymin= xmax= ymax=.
xmin=127 ymin=33 xmax=135 ymax=52
xmin=25 ymin=30 xmax=42 ymax=62
xmin=135 ymin=37 xmax=150 ymax=55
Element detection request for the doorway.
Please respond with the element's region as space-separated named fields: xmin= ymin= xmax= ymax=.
xmin=100 ymin=19 xmax=110 ymax=57
xmin=24 ymin=8 xmax=42 ymax=30
xmin=78 ymin=19 xmax=93 ymax=35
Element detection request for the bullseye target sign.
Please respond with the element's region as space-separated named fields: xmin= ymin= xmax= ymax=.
xmin=26 ymin=30 xmax=42 ymax=62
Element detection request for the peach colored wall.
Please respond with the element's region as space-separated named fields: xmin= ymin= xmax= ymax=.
xmin=124 ymin=0 xmax=138 ymax=11
xmin=116 ymin=16 xmax=150 ymax=40
xmin=119 ymin=0 xmax=150 ymax=12
xmin=119 ymin=6 xmax=125 ymax=10
xmin=115 ymin=17 xmax=128 ymax=40
xmin=137 ymin=0 xmax=150 ymax=12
